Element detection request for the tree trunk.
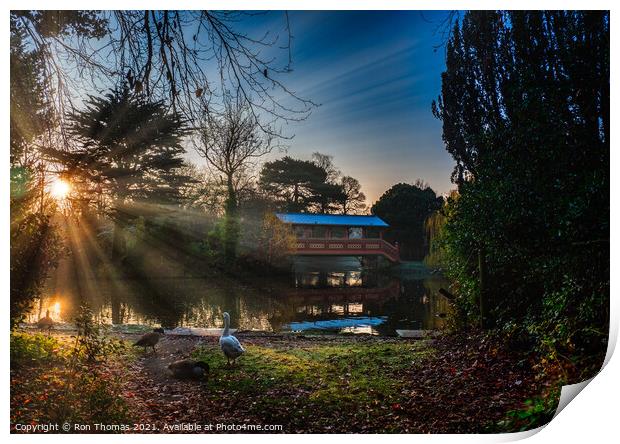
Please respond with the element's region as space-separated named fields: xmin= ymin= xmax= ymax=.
xmin=224 ymin=173 xmax=239 ymax=264
xmin=112 ymin=220 xmax=125 ymax=262
xmin=293 ymin=183 xmax=299 ymax=208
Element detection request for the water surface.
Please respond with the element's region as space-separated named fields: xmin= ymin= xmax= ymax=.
xmin=28 ymin=256 xmax=450 ymax=336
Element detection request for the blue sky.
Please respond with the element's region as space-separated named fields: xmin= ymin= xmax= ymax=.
xmin=192 ymin=11 xmax=457 ymax=204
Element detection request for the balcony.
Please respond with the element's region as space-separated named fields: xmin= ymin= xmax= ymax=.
xmin=293 ymin=238 xmax=400 ymax=263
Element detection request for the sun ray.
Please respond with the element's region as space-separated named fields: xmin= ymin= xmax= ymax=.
xmin=49 ymin=177 xmax=71 ymax=200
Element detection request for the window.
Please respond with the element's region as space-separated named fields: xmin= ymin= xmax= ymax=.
xmin=365 ymin=228 xmax=381 ymax=239
xmin=348 ymin=227 xmax=363 ymax=239
xmin=330 ymin=226 xmax=346 ymax=238
xmin=312 ymin=225 xmax=327 ymax=238
xmin=294 ymin=226 xmax=306 ymax=238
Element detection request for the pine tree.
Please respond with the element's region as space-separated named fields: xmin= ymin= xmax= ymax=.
xmin=45 ymin=86 xmax=191 ymax=259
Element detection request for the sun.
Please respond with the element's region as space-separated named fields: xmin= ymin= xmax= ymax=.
xmin=50 ymin=178 xmax=71 ymax=200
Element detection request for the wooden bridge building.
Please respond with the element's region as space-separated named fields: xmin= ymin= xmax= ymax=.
xmin=275 ymin=213 xmax=400 ymax=263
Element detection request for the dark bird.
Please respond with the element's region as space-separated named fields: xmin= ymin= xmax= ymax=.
xmin=37 ymin=310 xmax=54 ymax=332
xmin=133 ymin=328 xmax=165 ymax=352
xmin=168 ymin=359 xmax=210 ymax=380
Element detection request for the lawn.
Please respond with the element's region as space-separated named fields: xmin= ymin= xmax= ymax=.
xmin=11 ymin=331 xmax=554 ymax=433
xmin=192 ymin=340 xmax=432 ymax=431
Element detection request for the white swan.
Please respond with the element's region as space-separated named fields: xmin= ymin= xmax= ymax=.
xmin=219 ymin=312 xmax=245 ymax=366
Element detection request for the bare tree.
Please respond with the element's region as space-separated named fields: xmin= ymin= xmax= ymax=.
xmin=340 ymin=176 xmax=367 ymax=215
xmin=13 ymin=11 xmax=316 ymax=144
xmin=178 ymin=163 xmax=226 ymax=216
xmin=311 ymin=152 xmax=341 ymax=183
xmin=197 ymin=98 xmax=275 ymax=261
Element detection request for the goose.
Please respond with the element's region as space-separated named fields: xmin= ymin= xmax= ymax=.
xmin=134 ymin=328 xmax=165 ymax=352
xmin=37 ymin=310 xmax=54 ymax=332
xmin=168 ymin=359 xmax=210 ymax=380
xmin=219 ymin=312 xmax=245 ymax=366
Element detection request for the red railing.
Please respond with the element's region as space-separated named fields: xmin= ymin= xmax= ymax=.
xmin=294 ymin=238 xmax=400 ymax=262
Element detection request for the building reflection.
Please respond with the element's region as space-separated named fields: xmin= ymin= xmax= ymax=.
xmin=27 ymin=253 xmax=451 ymax=336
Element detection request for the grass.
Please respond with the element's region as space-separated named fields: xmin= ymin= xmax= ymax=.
xmin=192 ymin=340 xmax=433 ymax=429
xmin=12 ymin=331 xmax=547 ymax=433
xmin=10 ymin=331 xmax=132 ymax=431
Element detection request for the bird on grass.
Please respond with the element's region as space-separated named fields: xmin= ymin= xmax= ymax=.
xmin=37 ymin=310 xmax=54 ymax=333
xmin=133 ymin=328 xmax=165 ymax=353
xmin=219 ymin=312 xmax=245 ymax=366
xmin=168 ymin=359 xmax=210 ymax=380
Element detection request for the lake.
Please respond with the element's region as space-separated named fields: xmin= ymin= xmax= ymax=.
xmin=27 ymin=256 xmax=450 ymax=336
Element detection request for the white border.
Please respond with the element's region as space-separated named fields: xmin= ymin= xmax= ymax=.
xmin=3 ymin=2 xmax=617 ymax=443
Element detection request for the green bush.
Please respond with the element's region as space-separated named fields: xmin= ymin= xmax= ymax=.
xmin=10 ymin=332 xmax=63 ymax=367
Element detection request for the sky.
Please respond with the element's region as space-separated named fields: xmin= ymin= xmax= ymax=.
xmin=57 ymin=10 xmax=456 ymax=206
xmin=243 ymin=11 xmax=457 ymax=205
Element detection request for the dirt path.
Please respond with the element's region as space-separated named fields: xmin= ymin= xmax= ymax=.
xmin=121 ymin=335 xmax=213 ymax=425
xmin=119 ymin=334 xmax=272 ymax=431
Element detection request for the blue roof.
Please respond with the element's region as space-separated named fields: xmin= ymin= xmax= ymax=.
xmin=275 ymin=213 xmax=389 ymax=227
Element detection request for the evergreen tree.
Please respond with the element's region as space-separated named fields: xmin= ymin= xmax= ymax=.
xmin=371 ymin=182 xmax=443 ymax=260
xmin=433 ymin=10 xmax=609 ymax=359
xmin=259 ymin=156 xmax=329 ymax=212
xmin=45 ymin=86 xmax=191 ymax=259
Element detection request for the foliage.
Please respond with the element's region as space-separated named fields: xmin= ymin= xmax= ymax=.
xmin=10 ymin=201 xmax=62 ymax=327
xmin=197 ymin=99 xmax=274 ymax=262
xmin=10 ymin=11 xmax=106 ymax=164
xmin=43 ymin=86 xmax=192 ymax=266
xmin=10 ymin=332 xmax=64 ymax=367
xmin=10 ymin=331 xmax=131 ymax=430
xmin=179 ymin=163 xmax=228 ymax=216
xmin=13 ymin=11 xmax=313 ymax=132
xmin=423 ymin=206 xmax=448 ymax=268
xmin=309 ymin=181 xmax=346 ymax=214
xmin=10 ymin=15 xmax=64 ymax=327
xmin=371 ymin=181 xmax=443 ymax=260
xmin=74 ymin=305 xmax=122 ymax=362
xmin=495 ymin=389 xmax=561 ymax=432
xmin=260 ymin=156 xmax=332 ymax=212
xmin=48 ymin=86 xmax=191 ymax=206
xmin=254 ymin=212 xmax=296 ymax=269
xmin=12 ymin=11 xmax=107 ymax=40
xmin=10 ymin=21 xmax=51 ymax=166
xmin=259 ymin=154 xmax=366 ymax=214
xmin=433 ymin=11 xmax=609 ymax=373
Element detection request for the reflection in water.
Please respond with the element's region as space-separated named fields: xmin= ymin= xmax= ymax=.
xmin=295 ymin=270 xmax=368 ymax=289
xmin=28 ymin=253 xmax=451 ymax=336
